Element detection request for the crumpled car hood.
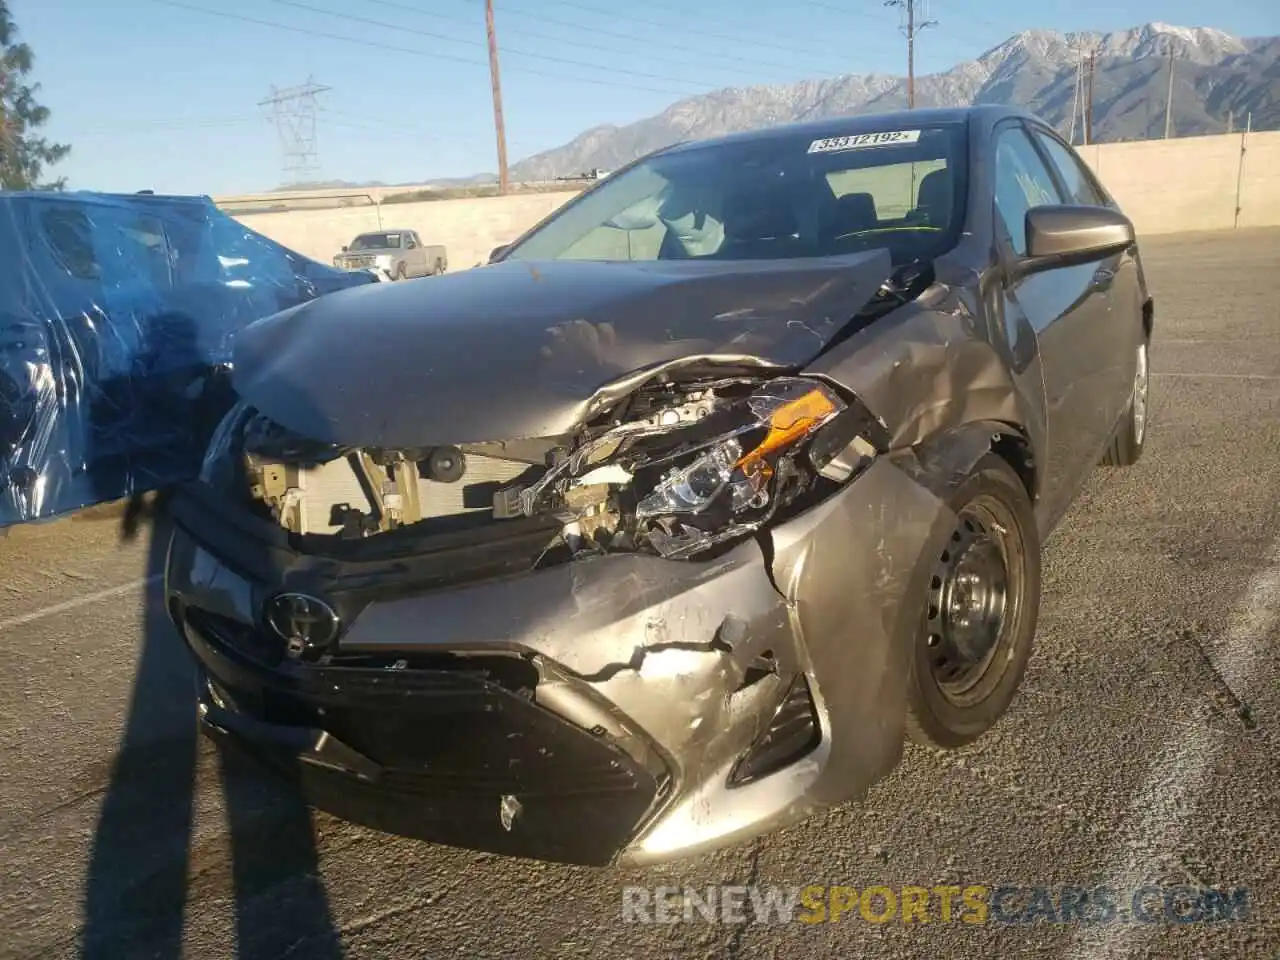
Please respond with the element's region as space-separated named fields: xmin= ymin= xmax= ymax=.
xmin=231 ymin=250 xmax=892 ymax=447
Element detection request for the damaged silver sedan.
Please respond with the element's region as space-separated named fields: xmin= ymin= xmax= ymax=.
xmin=165 ymin=105 xmax=1155 ymax=866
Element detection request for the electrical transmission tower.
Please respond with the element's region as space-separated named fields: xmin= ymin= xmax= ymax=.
xmin=884 ymin=0 xmax=936 ymax=109
xmin=259 ymin=78 xmax=331 ymax=185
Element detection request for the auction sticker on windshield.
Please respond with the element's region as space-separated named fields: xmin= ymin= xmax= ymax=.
xmin=808 ymin=130 xmax=922 ymax=153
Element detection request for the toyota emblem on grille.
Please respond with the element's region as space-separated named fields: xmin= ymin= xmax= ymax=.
xmin=264 ymin=593 xmax=341 ymax=659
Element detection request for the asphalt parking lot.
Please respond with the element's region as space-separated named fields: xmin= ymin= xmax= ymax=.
xmin=1 ymin=227 xmax=1278 ymax=960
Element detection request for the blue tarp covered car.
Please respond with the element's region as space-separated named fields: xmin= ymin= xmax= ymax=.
xmin=0 ymin=191 xmax=378 ymax=527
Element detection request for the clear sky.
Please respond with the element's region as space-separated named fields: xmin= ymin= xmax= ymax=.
xmin=10 ymin=0 xmax=1278 ymax=195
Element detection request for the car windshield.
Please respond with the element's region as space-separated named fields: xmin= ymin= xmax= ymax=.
xmin=505 ymin=122 xmax=967 ymax=265
xmin=349 ymin=233 xmax=402 ymax=250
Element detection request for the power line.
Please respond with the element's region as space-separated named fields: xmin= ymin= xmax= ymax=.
xmin=917 ymin=0 xmax=1018 ymax=51
xmin=75 ymin=117 xmax=262 ymax=135
xmin=78 ymin=108 xmax=533 ymax=150
xmin=920 ymin=0 xmax=1002 ymax=35
xmin=320 ymin=116 xmax=479 ymax=148
xmin=265 ymin=0 xmax=714 ymax=91
xmin=545 ymin=0 xmax=859 ymax=55
xmin=467 ymin=0 xmax=845 ymax=76
xmin=318 ymin=108 xmax=531 ymax=150
xmin=793 ymin=0 xmax=883 ymax=17
xmin=368 ymin=0 xmax=813 ymax=82
xmin=147 ymin=0 xmax=696 ymax=97
xmin=484 ymin=0 xmax=856 ymax=63
xmin=606 ymin=0 xmax=883 ymax=42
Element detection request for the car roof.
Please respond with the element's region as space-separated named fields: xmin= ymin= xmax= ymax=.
xmin=658 ymin=105 xmax=1036 ymax=156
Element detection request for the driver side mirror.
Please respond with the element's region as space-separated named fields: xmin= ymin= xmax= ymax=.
xmin=1014 ymin=205 xmax=1135 ymax=278
xmin=341 ymin=245 xmax=349 ymax=253
xmin=489 ymin=244 xmax=510 ymax=263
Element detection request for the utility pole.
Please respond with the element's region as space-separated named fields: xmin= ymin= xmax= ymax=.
xmin=485 ymin=0 xmax=510 ymax=194
xmin=885 ymin=0 xmax=936 ymax=109
xmin=1084 ymin=48 xmax=1096 ymax=145
xmin=1068 ymin=44 xmax=1083 ymax=144
xmin=1227 ymin=109 xmax=1233 ymax=134
xmin=1163 ymin=38 xmax=1176 ymax=139
xmin=259 ymin=78 xmax=331 ymax=186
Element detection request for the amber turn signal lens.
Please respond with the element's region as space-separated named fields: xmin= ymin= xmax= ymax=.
xmin=736 ymin=388 xmax=840 ymax=475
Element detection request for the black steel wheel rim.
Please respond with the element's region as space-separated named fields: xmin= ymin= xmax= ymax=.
xmin=924 ymin=496 xmax=1018 ymax=700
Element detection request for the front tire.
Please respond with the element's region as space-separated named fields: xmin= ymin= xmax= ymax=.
xmin=1102 ymin=339 xmax=1149 ymax=467
xmin=395 ymin=262 xmax=408 ymax=281
xmin=905 ymin=452 xmax=1041 ymax=750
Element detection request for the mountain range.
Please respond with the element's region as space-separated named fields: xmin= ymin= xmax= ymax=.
xmin=507 ymin=22 xmax=1280 ymax=182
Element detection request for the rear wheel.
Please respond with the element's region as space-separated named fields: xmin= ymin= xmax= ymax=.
xmin=1102 ymin=339 xmax=1149 ymax=467
xmin=905 ymin=453 xmax=1041 ymax=750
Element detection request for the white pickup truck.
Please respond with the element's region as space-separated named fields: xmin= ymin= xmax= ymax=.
xmin=332 ymin=229 xmax=447 ymax=280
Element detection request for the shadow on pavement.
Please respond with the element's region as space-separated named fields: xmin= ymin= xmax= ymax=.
xmin=78 ymin=496 xmax=344 ymax=957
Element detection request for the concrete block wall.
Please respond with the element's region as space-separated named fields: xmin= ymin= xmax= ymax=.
xmin=232 ymin=191 xmax=579 ymax=272
xmin=226 ymin=131 xmax=1280 ymax=269
xmin=1077 ymin=132 xmax=1280 ymax=235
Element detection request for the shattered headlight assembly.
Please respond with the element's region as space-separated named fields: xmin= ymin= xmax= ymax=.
xmin=635 ymin=438 xmax=747 ymax=519
xmin=634 ymin=378 xmax=847 ymax=559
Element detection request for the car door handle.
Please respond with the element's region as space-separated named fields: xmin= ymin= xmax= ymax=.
xmin=1091 ymin=267 xmax=1116 ymax=290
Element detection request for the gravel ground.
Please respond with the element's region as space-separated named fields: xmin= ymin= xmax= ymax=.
xmin=1 ymin=228 xmax=1277 ymax=960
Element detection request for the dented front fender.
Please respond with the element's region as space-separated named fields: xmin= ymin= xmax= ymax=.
xmin=767 ymin=455 xmax=956 ymax=804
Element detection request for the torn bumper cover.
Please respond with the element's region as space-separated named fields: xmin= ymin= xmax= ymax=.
xmin=167 ymin=447 xmax=951 ymax=866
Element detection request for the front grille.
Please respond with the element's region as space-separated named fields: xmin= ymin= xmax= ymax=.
xmin=298 ymin=667 xmax=652 ymax=795
xmin=199 ymin=658 xmax=666 ymax=865
xmin=341 ymin=255 xmax=376 ymax=268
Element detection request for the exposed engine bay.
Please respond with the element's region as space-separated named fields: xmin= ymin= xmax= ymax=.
xmin=220 ymin=370 xmax=890 ymax=562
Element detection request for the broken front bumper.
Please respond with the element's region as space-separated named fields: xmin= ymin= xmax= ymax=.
xmin=164 ymin=455 xmax=952 ymax=866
